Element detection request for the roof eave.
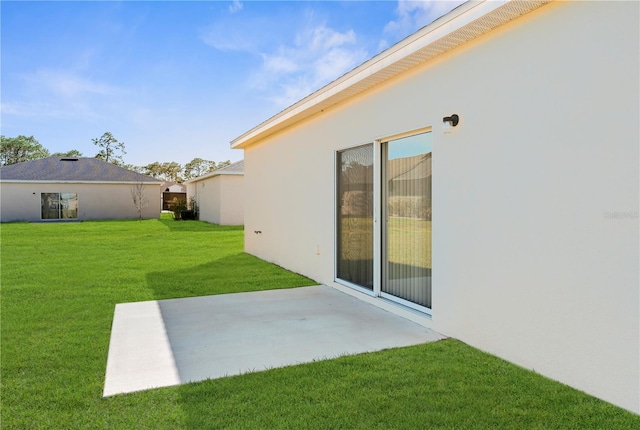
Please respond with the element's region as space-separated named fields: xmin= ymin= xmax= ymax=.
xmin=185 ymin=170 xmax=244 ymax=184
xmin=230 ymin=0 xmax=551 ymax=150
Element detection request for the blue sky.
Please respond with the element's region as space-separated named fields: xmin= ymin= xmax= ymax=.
xmin=1 ymin=1 xmax=464 ymax=167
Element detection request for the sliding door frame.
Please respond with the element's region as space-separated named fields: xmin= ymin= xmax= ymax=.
xmin=335 ymin=127 xmax=432 ymax=315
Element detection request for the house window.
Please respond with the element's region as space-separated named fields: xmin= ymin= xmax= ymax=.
xmin=41 ymin=193 xmax=78 ymax=220
xmin=336 ymin=144 xmax=374 ymax=290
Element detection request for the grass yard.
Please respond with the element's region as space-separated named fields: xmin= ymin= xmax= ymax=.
xmin=2 ymin=216 xmax=639 ymax=429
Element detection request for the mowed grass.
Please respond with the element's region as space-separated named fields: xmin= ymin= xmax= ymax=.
xmin=1 ymin=215 xmax=315 ymax=429
xmin=2 ymin=216 xmax=639 ymax=429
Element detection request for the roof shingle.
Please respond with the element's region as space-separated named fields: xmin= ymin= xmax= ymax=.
xmin=215 ymin=159 xmax=244 ymax=174
xmin=0 ymin=157 xmax=161 ymax=183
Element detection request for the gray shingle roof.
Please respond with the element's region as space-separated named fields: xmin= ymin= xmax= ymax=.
xmin=216 ymin=159 xmax=244 ymax=174
xmin=0 ymin=157 xmax=162 ymax=183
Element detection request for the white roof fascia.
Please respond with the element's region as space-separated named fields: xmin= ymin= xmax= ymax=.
xmin=230 ymin=0 xmax=551 ymax=149
xmin=185 ymin=170 xmax=243 ymax=184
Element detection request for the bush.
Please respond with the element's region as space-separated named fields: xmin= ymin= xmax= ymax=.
xmin=172 ymin=198 xmax=187 ymax=220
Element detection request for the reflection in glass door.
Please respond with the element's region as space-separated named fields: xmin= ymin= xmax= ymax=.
xmin=382 ymin=132 xmax=432 ymax=309
xmin=336 ymin=144 xmax=374 ymax=290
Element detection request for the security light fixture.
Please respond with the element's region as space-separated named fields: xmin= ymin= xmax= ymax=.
xmin=443 ymin=114 xmax=459 ymax=127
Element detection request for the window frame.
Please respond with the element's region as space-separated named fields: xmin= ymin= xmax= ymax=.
xmin=41 ymin=192 xmax=78 ymax=220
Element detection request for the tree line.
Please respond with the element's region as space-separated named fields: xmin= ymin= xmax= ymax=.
xmin=0 ymin=132 xmax=230 ymax=182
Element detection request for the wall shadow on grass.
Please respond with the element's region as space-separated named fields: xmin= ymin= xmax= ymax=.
xmin=146 ymin=252 xmax=313 ymax=300
xmin=156 ymin=216 xmax=244 ymax=233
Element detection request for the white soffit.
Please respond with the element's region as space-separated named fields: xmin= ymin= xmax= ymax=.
xmin=231 ymin=0 xmax=552 ymax=149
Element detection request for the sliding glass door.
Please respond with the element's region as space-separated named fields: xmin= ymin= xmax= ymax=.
xmin=382 ymin=132 xmax=432 ymax=309
xmin=41 ymin=193 xmax=78 ymax=220
xmin=335 ymin=131 xmax=432 ymax=312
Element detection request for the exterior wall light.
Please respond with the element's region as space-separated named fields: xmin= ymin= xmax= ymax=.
xmin=442 ymin=114 xmax=459 ymax=134
xmin=443 ymin=114 xmax=459 ymax=127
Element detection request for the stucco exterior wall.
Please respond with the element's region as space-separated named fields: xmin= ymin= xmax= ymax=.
xmin=0 ymin=182 xmax=161 ymax=222
xmin=190 ymin=175 xmax=244 ymax=225
xmin=218 ymin=175 xmax=244 ymax=225
xmin=242 ymin=1 xmax=639 ymax=413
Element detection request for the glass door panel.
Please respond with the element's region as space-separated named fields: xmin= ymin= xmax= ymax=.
xmin=60 ymin=193 xmax=78 ymax=219
xmin=382 ymin=132 xmax=432 ymax=309
xmin=41 ymin=193 xmax=60 ymax=220
xmin=336 ymin=144 xmax=374 ymax=290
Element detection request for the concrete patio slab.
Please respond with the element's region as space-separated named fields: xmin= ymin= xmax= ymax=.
xmin=103 ymin=285 xmax=445 ymax=397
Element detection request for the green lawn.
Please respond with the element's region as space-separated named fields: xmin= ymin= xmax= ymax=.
xmin=2 ymin=216 xmax=638 ymax=429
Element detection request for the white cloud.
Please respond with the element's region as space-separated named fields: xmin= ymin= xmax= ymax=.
xmin=2 ymin=69 xmax=127 ymax=124
xmin=200 ymin=16 xmax=269 ymax=53
xmin=382 ymin=0 xmax=466 ymax=45
xmin=1 ymin=100 xmax=102 ymax=121
xmin=253 ymin=23 xmax=367 ymax=108
xmin=20 ymin=69 xmax=120 ymax=98
xmin=306 ymin=26 xmax=356 ymax=51
xmin=229 ymin=0 xmax=243 ymax=14
xmin=262 ymin=53 xmax=300 ymax=75
xmin=200 ymin=8 xmax=368 ymax=109
xmin=223 ymin=2 xmax=467 ymax=109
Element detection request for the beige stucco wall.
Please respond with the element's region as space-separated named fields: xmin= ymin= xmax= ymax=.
xmin=242 ymin=1 xmax=639 ymax=413
xmin=189 ymin=174 xmax=244 ymax=225
xmin=0 ymin=182 xmax=161 ymax=222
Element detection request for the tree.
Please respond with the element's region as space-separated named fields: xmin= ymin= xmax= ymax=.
xmin=217 ymin=160 xmax=231 ymax=169
xmin=0 ymin=135 xmax=50 ymax=166
xmin=143 ymin=161 xmax=163 ymax=179
xmin=182 ymin=158 xmax=232 ymax=180
xmin=130 ymin=181 xmax=148 ymax=219
xmin=160 ymin=162 xmax=183 ymax=182
xmin=143 ymin=161 xmax=183 ymax=182
xmin=93 ymin=132 xmax=126 ymax=165
xmin=183 ymin=158 xmax=216 ymax=180
xmin=52 ymin=149 xmax=83 ymax=158
xmin=121 ymin=164 xmax=146 ymax=174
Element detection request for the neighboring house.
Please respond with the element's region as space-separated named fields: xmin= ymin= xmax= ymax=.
xmin=185 ymin=160 xmax=244 ymax=225
xmin=160 ymin=182 xmax=187 ymax=211
xmin=0 ymin=157 xmax=162 ymax=222
xmin=231 ymin=0 xmax=639 ymax=414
